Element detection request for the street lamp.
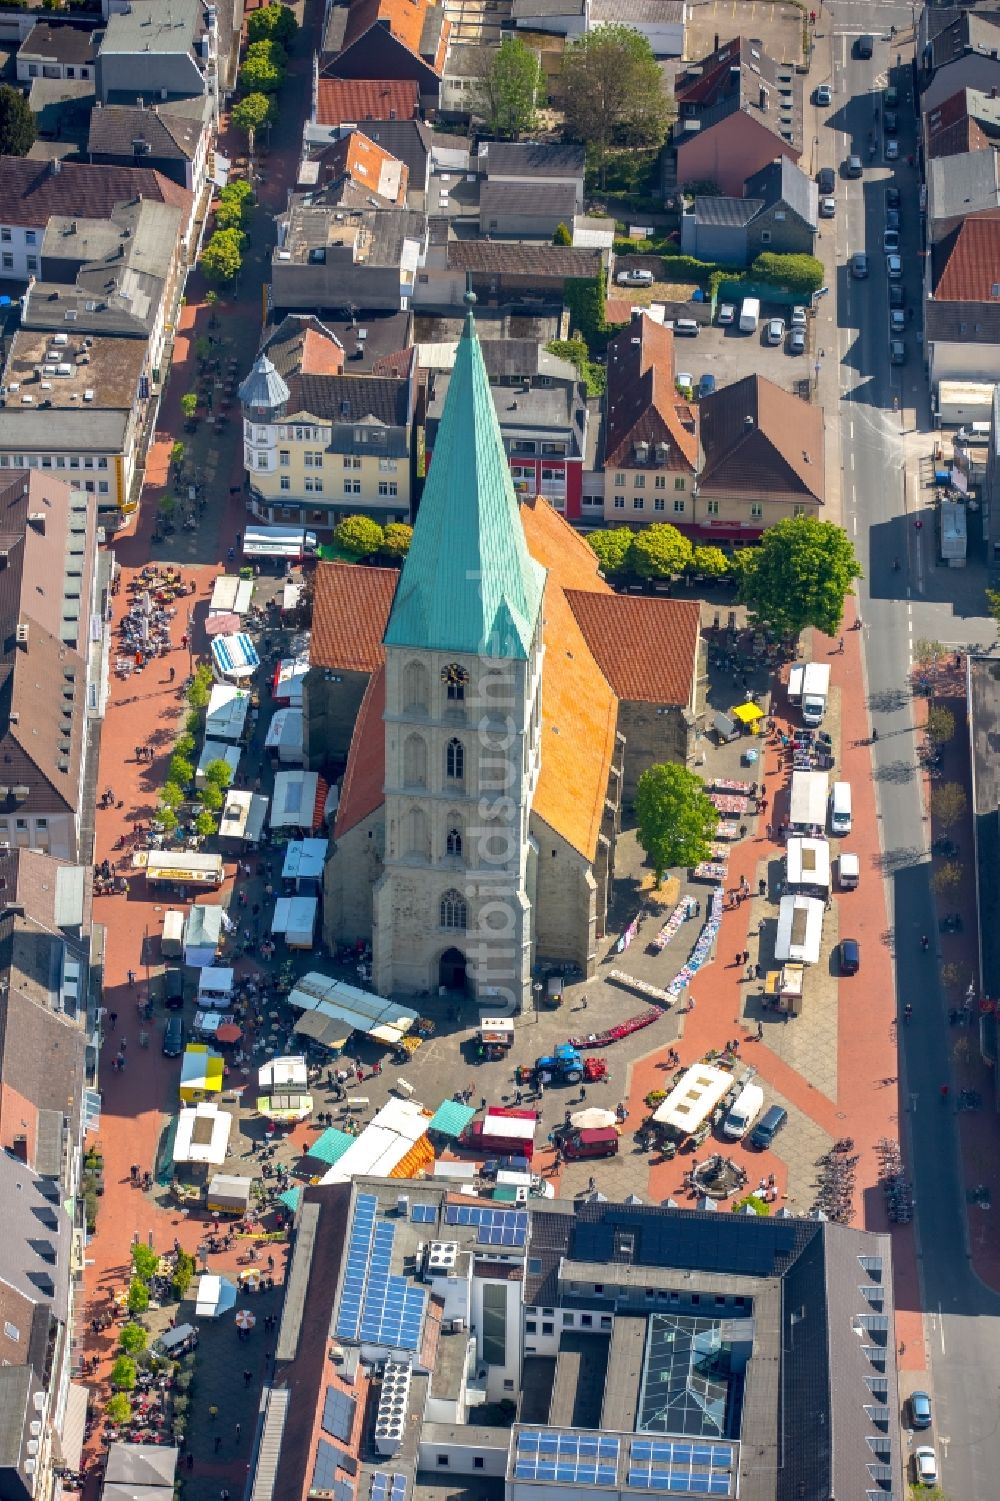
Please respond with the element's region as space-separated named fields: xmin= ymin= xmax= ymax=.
xmin=533 ymin=981 xmax=542 ymax=1025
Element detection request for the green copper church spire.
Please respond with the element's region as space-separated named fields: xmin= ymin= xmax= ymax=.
xmin=384 ymin=288 xmax=545 ymax=659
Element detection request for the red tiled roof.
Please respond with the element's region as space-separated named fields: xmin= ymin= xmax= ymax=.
xmin=320 ymin=131 xmax=408 ymax=204
xmin=605 ymin=314 xmax=699 ymax=471
xmin=334 ymin=666 xmax=386 ymax=837
xmin=342 ymin=0 xmax=443 ymax=60
xmin=0 ymin=155 xmax=191 ymax=229
xmin=926 ymin=86 xmax=992 ymax=158
xmin=300 ymin=327 xmax=345 ymax=376
xmin=315 ymin=78 xmax=420 ymax=127
xmin=565 ymin=591 xmax=701 ymax=707
xmin=310 ymin=562 xmax=398 ymax=673
xmin=698 ymin=373 xmax=825 ymax=503
xmin=935 ymin=216 xmax=1000 ymax=301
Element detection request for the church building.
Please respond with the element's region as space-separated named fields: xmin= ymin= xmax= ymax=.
xmin=312 ymin=297 xmax=704 ymax=1013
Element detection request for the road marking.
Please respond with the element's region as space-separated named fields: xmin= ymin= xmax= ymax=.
xmin=939 ymin=1304 xmax=946 ymax=1354
xmin=852 ymin=514 xmax=857 ymax=534
xmin=849 ymin=422 xmax=855 ymax=440
xmin=850 ymin=452 xmax=855 ymax=470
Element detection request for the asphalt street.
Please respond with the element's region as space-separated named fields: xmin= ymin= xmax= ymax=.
xmin=825 ymin=4 xmax=1000 ymax=1495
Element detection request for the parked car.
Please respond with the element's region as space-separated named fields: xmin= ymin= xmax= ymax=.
xmin=765 ymin=318 xmax=785 ymax=345
xmin=819 ymin=195 xmax=836 ymax=218
xmin=886 ymin=208 xmax=900 ymax=232
xmin=162 ymin=1015 xmax=185 ymax=1058
xmin=889 ymin=283 xmax=905 ymax=309
xmin=616 ymin=268 xmax=653 ymax=286
xmin=790 ymin=305 xmax=807 ymax=329
xmin=163 ymin=967 xmax=185 ymax=1010
xmin=910 ymin=1391 xmax=933 ymax=1430
xmin=850 ymin=252 xmax=869 ymax=279
xmin=885 ymin=139 xmax=900 ymax=160
xmin=815 ymin=83 xmax=832 ymax=105
xmin=698 ymin=373 xmax=716 ymax=398
xmin=913 ymin=1448 xmax=938 ymax=1487
xmin=884 ymin=110 xmax=898 ymax=133
xmin=890 ymin=339 xmax=906 ymax=365
xmin=788 ymin=328 xmax=806 ymax=355
xmin=845 ymin=154 xmax=864 ymax=177
xmin=749 ymin=1104 xmax=788 ymax=1150
xmin=886 ymin=185 xmax=901 ymax=208
xmin=886 ymin=253 xmax=902 ymax=279
xmin=883 ymin=228 xmax=900 ymax=253
xmin=717 ymin=302 xmax=736 ymax=326
xmin=856 ymin=32 xmax=874 ymax=57
xmin=839 ymin=938 xmax=861 ymax=975
xmin=817 ymin=166 xmax=836 ymax=194
xmin=890 ymin=309 xmax=905 ymax=335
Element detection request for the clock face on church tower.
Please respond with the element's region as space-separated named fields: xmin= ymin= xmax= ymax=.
xmin=442 ymin=664 xmax=469 ymax=700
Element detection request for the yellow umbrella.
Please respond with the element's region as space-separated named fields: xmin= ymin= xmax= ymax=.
xmin=731 ymin=702 xmax=764 ymax=724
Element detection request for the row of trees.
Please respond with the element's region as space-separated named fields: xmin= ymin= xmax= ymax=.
xmin=473 ymin=27 xmax=669 ymax=180
xmin=105 ymin=1244 xmax=196 ymax=1428
xmin=201 ymin=179 xmax=255 ymax=283
xmin=156 ymin=665 xmax=232 ymax=840
xmin=588 ymin=517 xmax=862 ymax=643
xmin=334 ymin=515 xmax=413 ymax=560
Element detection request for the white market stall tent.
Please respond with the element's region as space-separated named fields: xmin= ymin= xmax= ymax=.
xmin=196 ymin=740 xmax=241 ymax=787
xmin=785 ymin=837 xmax=831 ymax=897
xmin=271 ymin=895 xmax=318 ymax=949
xmin=271 ymin=769 xmax=321 ymax=831
xmin=209 ymin=575 xmax=254 ymax=618
xmin=318 ymin=1096 xmax=432 ymax=1186
xmin=287 ymin=971 xmax=418 ymax=1048
xmin=258 ymin=1055 xmax=309 ymax=1091
xmin=211 ymin=631 xmax=260 ymax=683
xmin=173 ymin=1101 xmax=231 ymax=1166
xmin=197 ymin=966 xmax=235 ymax=1006
xmin=774 ymin=894 xmax=825 ymax=966
xmin=219 ymin=790 xmax=269 ymax=846
xmin=265 ymin=707 xmax=304 ymax=765
xmin=272 ymin=656 xmax=308 ymax=708
xmin=184 ymin=903 xmax=228 ymax=967
xmin=206 ymin=684 xmax=251 ymax=742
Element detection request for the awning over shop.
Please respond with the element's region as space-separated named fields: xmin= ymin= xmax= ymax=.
xmin=286 ymin=971 xmax=418 ymax=1046
xmin=105 ymin=1442 xmax=179 ymax=1491
xmin=204 ymin=611 xmax=242 ymax=637
xmin=277 ymin=1186 xmax=301 ymax=1213
xmin=57 ymin=1382 xmax=89 ymax=1471
xmin=731 ymin=702 xmax=764 ymax=724
xmin=184 ymin=903 xmax=226 ymax=965
xmin=306 ymin=1125 xmax=355 ymax=1165
xmin=212 ymin=632 xmax=260 ymax=680
xmin=209 ymin=574 xmax=254 ymax=617
xmin=292 ymin=1009 xmax=349 ymax=1050
xmin=427 ymin=1099 xmax=476 ymax=1138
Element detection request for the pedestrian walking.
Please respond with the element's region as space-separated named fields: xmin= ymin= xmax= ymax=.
xmin=208 ymin=1405 xmax=218 ymax=1421
xmin=169 ymin=666 xmax=175 ymax=682
xmin=127 ymin=970 xmax=135 ymax=987
xmin=838 ymin=636 xmax=845 ymax=654
xmin=109 ymin=1011 xmax=117 ymax=1030
xmin=235 ymin=1423 xmax=242 ymax=1441
xmin=243 ymin=1369 xmax=253 ymax=1386
xmin=214 ymin=1435 xmax=222 ymax=1454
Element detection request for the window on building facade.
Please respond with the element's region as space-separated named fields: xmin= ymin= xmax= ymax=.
xmin=343 ymin=456 xmax=361 ymax=470
xmin=344 ymin=480 xmax=361 ymax=495
xmin=673 ymin=499 xmax=685 ymax=513
xmin=403 ymin=734 xmax=428 ymax=787
xmin=794 ymin=503 xmax=806 ymax=516
xmin=613 ymin=495 xmax=625 ymax=509
xmin=674 ymin=477 xmax=685 ymax=490
xmin=750 ymin=502 xmax=763 ymax=519
xmin=440 ymin=889 xmax=467 ymax=930
xmin=706 ymin=499 xmax=720 ymax=516
xmin=633 ymin=497 xmax=644 ymax=510
xmin=378 ymin=481 xmax=398 ymax=497
xmin=279 ymin=450 xmax=290 ymax=466
xmin=633 ymin=474 xmax=645 ymax=489
xmin=1 ymin=255 xmax=12 ymax=271
xmin=280 ymin=476 xmax=290 ymax=491
xmin=655 ymin=475 xmax=666 ymax=489
xmin=0 ymin=229 xmax=10 ymax=243
xmin=654 ymin=497 xmax=665 ymax=511
xmin=445 ymin=738 xmax=464 ymax=780
xmin=446 ymin=826 xmax=463 ymax=856
xmin=378 ymin=458 xmax=397 ymax=472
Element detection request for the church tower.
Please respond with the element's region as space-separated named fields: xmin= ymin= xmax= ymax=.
xmin=372 ymin=293 xmax=545 ymax=1014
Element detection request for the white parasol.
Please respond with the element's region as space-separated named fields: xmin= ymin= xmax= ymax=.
xmin=568 ymin=1107 xmax=617 ymax=1130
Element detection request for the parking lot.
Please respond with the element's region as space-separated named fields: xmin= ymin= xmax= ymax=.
xmin=673 ymin=301 xmax=818 ymax=399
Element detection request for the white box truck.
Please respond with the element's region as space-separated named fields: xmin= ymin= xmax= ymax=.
xmin=801 ymin=663 xmax=831 ymax=725
xmin=789 ymin=770 xmax=829 ymax=834
xmin=739 ymin=297 xmax=760 ymax=332
xmin=788 ymin=663 xmax=805 ymax=704
xmin=939 ymin=501 xmax=967 ymax=568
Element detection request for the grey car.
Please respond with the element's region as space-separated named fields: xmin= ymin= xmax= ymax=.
xmin=845 ymin=154 xmax=864 ymax=178
xmin=850 ymin=252 xmax=869 ymax=279
xmin=788 ymin=328 xmax=806 ymax=355
xmin=890 ymin=309 xmax=906 ymax=335
xmin=890 ymin=339 xmax=906 ymax=365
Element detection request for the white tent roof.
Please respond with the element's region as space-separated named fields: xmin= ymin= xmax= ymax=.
xmin=185 ymin=904 xmax=225 ymax=951
xmin=774 ymin=894 xmax=825 ymax=965
xmin=286 ymin=970 xmax=417 ymax=1044
xmin=197 ymin=740 xmax=241 ymax=782
xmin=206 ymin=684 xmax=250 ymax=741
xmin=319 ymin=1097 xmax=431 ymax=1185
xmin=173 ymin=1102 xmax=231 ymax=1165
xmin=785 ymin=837 xmax=831 ymax=892
xmin=210 ymin=575 xmax=254 ymax=616
xmin=271 ymin=895 xmax=318 ymax=940
xmin=265 ymin=707 xmax=305 ymax=757
xmin=281 ymin=838 xmax=327 ymax=882
xmin=274 ymin=656 xmax=309 ymax=706
xmin=271 ymin=770 xmax=319 ymax=830
xmin=195 ymin=1272 xmax=238 ymax=1318
xmin=220 ymin=790 xmax=269 ymax=843
xmin=258 ymin=1055 xmax=308 ymax=1090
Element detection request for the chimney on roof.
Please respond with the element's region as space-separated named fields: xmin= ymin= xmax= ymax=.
xmin=51 ymin=158 xmax=61 ymax=175
xmin=744 ymin=415 xmax=754 ymax=427
xmin=759 ymin=86 xmax=768 ymax=110
xmin=714 ymin=32 xmax=719 ymax=49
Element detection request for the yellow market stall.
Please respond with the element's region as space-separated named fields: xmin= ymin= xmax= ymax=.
xmin=179 ymin=1043 xmax=225 ymax=1103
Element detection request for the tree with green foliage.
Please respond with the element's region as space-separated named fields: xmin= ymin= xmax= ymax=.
xmin=381 ymin=522 xmax=413 ymax=558
xmin=553 ymin=222 xmax=573 ymax=246
xmin=564 ymin=274 xmax=607 ymax=347
xmin=160 ymin=781 xmax=184 ymax=810
xmin=195 ymin=809 xmax=217 ymax=839
xmin=111 ymin=1355 xmax=137 ymax=1392
xmin=247 ymin=37 xmax=288 ymax=70
xmin=630 ymin=523 xmax=692 ymax=580
xmin=732 ymin=517 xmax=861 ymax=639
xmin=926 ymin=704 xmax=955 ymax=745
xmin=634 ymin=763 xmax=718 ymax=885
xmin=126 ymin=1277 xmax=150 ymax=1315
xmin=169 ymin=754 xmax=194 ymax=788
xmin=132 ymin=1243 xmax=159 ymax=1280
xmin=750 ymin=252 xmax=824 ymax=295
xmin=472 ymin=36 xmax=544 ymax=139
xmin=221 ymin=178 xmax=254 ymax=206
xmin=201 ymin=228 xmax=244 ymax=283
xmin=561 ymin=27 xmax=669 ymax=183
xmin=931 ymin=782 xmax=966 ymax=832
xmin=105 ymin=1393 xmax=133 ymax=1426
xmin=172 ymin=1250 xmax=197 ymax=1301
xmin=118 ymin=1323 xmax=148 ymax=1355
xmin=0 ymin=84 xmax=37 ymax=157
xmin=199 ymin=782 xmax=224 ymax=812
xmin=587 ymin=528 xmax=634 ymax=577
xmin=732 ymin=1195 xmax=770 ymax=1215
xmin=247 ymin=2 xmax=298 ymax=47
xmin=157 ymin=807 xmax=179 ymax=834
xmin=180 ymin=392 xmax=198 ymax=420
xmin=215 ymin=194 xmax=250 ymax=232
xmin=204 ymin=758 xmax=234 ymax=789
xmin=231 ymin=91 xmax=272 ymax=138
xmin=239 ymin=49 xmax=282 ymax=92
xmin=187 ymin=665 xmax=213 ymax=710
xmin=690 ymin=545 xmax=730 ymax=579
xmin=335 ymin=514 xmax=384 ymax=557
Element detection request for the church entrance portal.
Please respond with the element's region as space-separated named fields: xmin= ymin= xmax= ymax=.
xmin=439 ymin=947 xmax=467 ymax=992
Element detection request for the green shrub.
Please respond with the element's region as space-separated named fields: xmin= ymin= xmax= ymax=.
xmin=126 ymin=1278 xmax=150 ymax=1315
xmin=750 ymin=251 xmax=824 ymax=294
xmin=119 ymin=1323 xmax=148 ymax=1355
xmin=105 ymin=1393 xmax=132 ymax=1425
xmin=132 ymin=1243 xmax=159 ymax=1280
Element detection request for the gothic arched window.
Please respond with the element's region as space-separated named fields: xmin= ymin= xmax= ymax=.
xmin=440 ymin=889 xmax=467 ymax=930
xmin=445 ymin=738 xmax=465 ymax=781
xmin=402 ymin=660 xmax=429 ymax=715
xmin=442 ymin=663 xmax=469 ymax=702
xmin=403 ymin=734 xmax=427 ymax=788
xmin=446 ymin=826 xmax=463 ymax=857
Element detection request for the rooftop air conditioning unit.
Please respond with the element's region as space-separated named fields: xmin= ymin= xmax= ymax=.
xmin=51 ymin=334 xmax=68 ymax=347
xmin=427 ymin=1241 xmax=458 ymax=1271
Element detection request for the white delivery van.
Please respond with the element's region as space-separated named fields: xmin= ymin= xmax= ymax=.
xmin=739 ymin=297 xmax=760 ymax=332
xmin=801 ymin=663 xmax=831 ymax=726
xmin=723 ymin=1080 xmax=765 ymax=1139
xmin=788 ymin=663 xmax=805 ymax=704
xmin=838 ymin=852 xmax=860 ymax=889
xmin=830 ymin=781 xmax=852 ymax=835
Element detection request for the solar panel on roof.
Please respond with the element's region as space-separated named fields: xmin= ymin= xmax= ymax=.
xmin=410 ymin=1203 xmax=436 ymax=1224
xmin=313 ymin=1440 xmax=340 ymax=1491
xmin=515 ymin=1431 xmax=619 ymax=1485
xmin=321 ymin=1386 xmax=357 ymax=1444
xmin=333 ymin=1481 xmax=354 ymax=1501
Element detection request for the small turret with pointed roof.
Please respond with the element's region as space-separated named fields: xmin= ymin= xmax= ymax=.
xmin=384 ymin=286 xmax=544 ymax=659
xmin=237 ymin=353 xmax=290 ymax=416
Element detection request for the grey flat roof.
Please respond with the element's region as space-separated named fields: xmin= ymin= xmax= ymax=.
xmin=99 ymin=0 xmax=200 ymax=54
xmin=0 ymin=409 xmax=128 ymax=451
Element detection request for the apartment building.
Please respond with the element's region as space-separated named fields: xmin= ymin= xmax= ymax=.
xmin=239 ymin=315 xmax=415 ymax=530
